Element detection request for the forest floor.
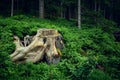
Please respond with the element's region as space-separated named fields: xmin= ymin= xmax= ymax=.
xmin=0 ymin=15 xmax=120 ymax=80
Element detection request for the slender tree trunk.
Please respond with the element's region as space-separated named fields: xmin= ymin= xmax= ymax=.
xmin=60 ymin=2 xmax=63 ymax=18
xmin=78 ymin=0 xmax=81 ymax=29
xmin=98 ymin=1 xmax=101 ymax=12
xmin=39 ymin=0 xmax=44 ymax=18
xmin=63 ymin=11 xmax=65 ymax=18
xmin=17 ymin=0 xmax=19 ymax=13
xmin=94 ymin=0 xmax=97 ymax=12
xmin=68 ymin=6 xmax=71 ymax=19
xmin=109 ymin=2 xmax=113 ymax=20
xmin=103 ymin=8 xmax=106 ymax=17
xmin=65 ymin=6 xmax=70 ymax=20
xmin=17 ymin=0 xmax=18 ymax=10
xmin=11 ymin=0 xmax=14 ymax=16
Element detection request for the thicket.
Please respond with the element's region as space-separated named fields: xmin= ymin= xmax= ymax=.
xmin=0 ymin=15 xmax=120 ymax=80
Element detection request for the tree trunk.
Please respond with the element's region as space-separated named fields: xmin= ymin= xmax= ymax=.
xmin=94 ymin=0 xmax=97 ymax=12
xmin=39 ymin=0 xmax=44 ymax=18
xmin=109 ymin=2 xmax=113 ymax=20
xmin=60 ymin=2 xmax=63 ymax=18
xmin=10 ymin=29 xmax=64 ymax=64
xmin=11 ymin=0 xmax=14 ymax=16
xmin=65 ymin=6 xmax=70 ymax=20
xmin=98 ymin=1 xmax=101 ymax=12
xmin=103 ymin=8 xmax=106 ymax=17
xmin=68 ymin=6 xmax=71 ymax=19
xmin=16 ymin=0 xmax=19 ymax=12
xmin=78 ymin=0 xmax=81 ymax=29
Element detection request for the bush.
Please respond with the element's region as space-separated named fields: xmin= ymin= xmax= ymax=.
xmin=0 ymin=15 xmax=120 ymax=80
xmin=88 ymin=69 xmax=112 ymax=80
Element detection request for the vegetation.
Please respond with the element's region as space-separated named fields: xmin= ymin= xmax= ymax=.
xmin=0 ymin=15 xmax=120 ymax=80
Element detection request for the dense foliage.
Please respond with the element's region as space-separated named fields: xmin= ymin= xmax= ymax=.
xmin=0 ymin=15 xmax=120 ymax=80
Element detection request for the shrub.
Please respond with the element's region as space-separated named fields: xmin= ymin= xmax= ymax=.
xmin=88 ymin=69 xmax=112 ymax=80
xmin=0 ymin=15 xmax=120 ymax=80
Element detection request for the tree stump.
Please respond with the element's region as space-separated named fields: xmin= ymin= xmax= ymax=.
xmin=10 ymin=28 xmax=64 ymax=64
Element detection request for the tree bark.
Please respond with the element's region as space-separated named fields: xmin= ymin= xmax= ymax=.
xmin=103 ymin=8 xmax=106 ymax=17
xmin=98 ymin=1 xmax=101 ymax=12
xmin=60 ymin=2 xmax=63 ymax=18
xmin=78 ymin=0 xmax=81 ymax=29
xmin=39 ymin=0 xmax=44 ymax=18
xmin=11 ymin=0 xmax=14 ymax=16
xmin=65 ymin=6 xmax=70 ymax=20
xmin=10 ymin=29 xmax=64 ymax=64
xmin=68 ymin=6 xmax=71 ymax=19
xmin=94 ymin=0 xmax=97 ymax=12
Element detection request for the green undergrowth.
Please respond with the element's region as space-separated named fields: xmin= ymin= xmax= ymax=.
xmin=0 ymin=15 xmax=120 ymax=80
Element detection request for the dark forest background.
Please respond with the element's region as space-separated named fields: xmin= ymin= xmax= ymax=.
xmin=0 ymin=0 xmax=120 ymax=25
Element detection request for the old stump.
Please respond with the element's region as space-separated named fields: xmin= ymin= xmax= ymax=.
xmin=10 ymin=28 xmax=64 ymax=64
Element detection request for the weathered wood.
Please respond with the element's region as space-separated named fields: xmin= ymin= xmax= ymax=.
xmin=10 ymin=29 xmax=64 ymax=64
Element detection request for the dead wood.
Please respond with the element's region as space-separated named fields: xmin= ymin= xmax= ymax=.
xmin=10 ymin=28 xmax=64 ymax=64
